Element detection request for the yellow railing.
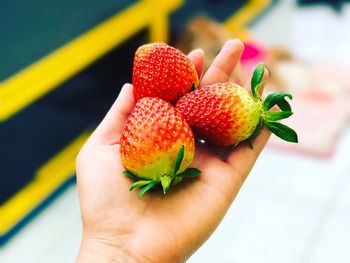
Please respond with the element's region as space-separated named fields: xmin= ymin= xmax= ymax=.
xmin=225 ymin=0 xmax=271 ymax=39
xmin=0 ymin=0 xmax=182 ymax=121
xmin=0 ymin=0 xmax=272 ymax=236
xmin=0 ymin=0 xmax=182 ymax=235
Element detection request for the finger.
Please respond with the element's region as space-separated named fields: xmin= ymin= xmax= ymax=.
xmin=226 ymin=128 xmax=271 ymax=181
xmin=89 ymin=83 xmax=135 ymax=145
xmin=201 ymin=39 xmax=244 ymax=87
xmin=229 ymin=62 xmax=248 ymax=86
xmin=187 ymin=48 xmax=205 ymax=79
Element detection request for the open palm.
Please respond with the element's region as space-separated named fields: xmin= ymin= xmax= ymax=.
xmin=76 ymin=40 xmax=270 ymax=262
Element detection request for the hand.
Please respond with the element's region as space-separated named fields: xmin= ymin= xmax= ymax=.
xmin=76 ymin=39 xmax=270 ymax=262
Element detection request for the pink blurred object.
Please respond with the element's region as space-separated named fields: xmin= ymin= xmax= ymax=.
xmin=268 ymin=63 xmax=350 ymax=158
xmin=309 ymin=65 xmax=350 ymax=121
xmin=269 ymin=90 xmax=348 ymax=157
xmin=241 ymin=42 xmax=269 ymax=75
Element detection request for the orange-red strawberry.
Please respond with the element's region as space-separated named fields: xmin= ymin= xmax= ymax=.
xmin=120 ymin=97 xmax=200 ymax=198
xmin=132 ymin=43 xmax=199 ymax=103
xmin=176 ymin=64 xmax=298 ymax=146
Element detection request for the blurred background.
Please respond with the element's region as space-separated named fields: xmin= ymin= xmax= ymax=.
xmin=1 ymin=0 xmax=350 ymax=262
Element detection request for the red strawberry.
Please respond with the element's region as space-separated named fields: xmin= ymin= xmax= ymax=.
xmin=120 ymin=97 xmax=200 ymax=198
xmin=132 ymin=43 xmax=199 ymax=103
xmin=176 ymin=64 xmax=298 ymax=146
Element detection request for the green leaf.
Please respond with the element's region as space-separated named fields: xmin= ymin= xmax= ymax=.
xmin=174 ymin=145 xmax=185 ymax=175
xmin=160 ymin=176 xmax=172 ymax=194
xmin=277 ymin=99 xmax=291 ymax=111
xmin=138 ymin=179 xmax=159 ymax=199
xmin=266 ymin=111 xmax=293 ymax=121
xmin=173 ymin=176 xmax=183 ymax=185
xmin=122 ymin=170 xmax=139 ymax=181
xmin=251 ymin=64 xmax=265 ymax=100
xmin=129 ymin=180 xmax=151 ymax=191
xmin=266 ymin=122 xmax=298 ymax=143
xmin=179 ymin=168 xmax=201 ymax=177
xmin=263 ymin=93 xmax=292 ymax=111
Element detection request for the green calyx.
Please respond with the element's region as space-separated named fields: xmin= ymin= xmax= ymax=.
xmin=123 ymin=145 xmax=201 ymax=199
xmin=250 ymin=64 xmax=298 ymax=144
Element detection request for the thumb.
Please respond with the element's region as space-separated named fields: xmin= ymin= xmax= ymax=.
xmin=187 ymin=48 xmax=205 ymax=80
xmin=89 ymin=83 xmax=136 ymax=145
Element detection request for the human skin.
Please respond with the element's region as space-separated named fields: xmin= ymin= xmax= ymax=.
xmin=76 ymin=39 xmax=270 ymax=263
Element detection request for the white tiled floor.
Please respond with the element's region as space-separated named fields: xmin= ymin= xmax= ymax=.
xmin=0 ymin=187 xmax=82 ymax=263
xmin=189 ymin=128 xmax=350 ymax=263
xmin=1 ymin=128 xmax=349 ymax=262
xmin=306 ymin=171 xmax=350 ymax=263
xmin=2 ymin=1 xmax=350 ymax=262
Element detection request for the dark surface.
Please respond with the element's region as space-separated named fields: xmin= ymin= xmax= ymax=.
xmin=298 ymin=0 xmax=350 ymax=11
xmin=0 ymin=29 xmax=148 ymax=204
xmin=0 ymin=0 xmax=276 ymax=242
xmin=0 ymin=0 xmax=254 ymax=205
xmin=0 ymin=0 xmax=136 ymax=80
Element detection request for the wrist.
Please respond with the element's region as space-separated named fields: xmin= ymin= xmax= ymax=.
xmin=76 ymin=234 xmax=137 ymax=263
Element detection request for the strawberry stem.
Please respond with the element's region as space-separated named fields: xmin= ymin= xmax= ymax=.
xmin=265 ymin=111 xmax=293 ymax=122
xmin=261 ymin=103 xmax=298 ymax=143
xmin=123 ymin=146 xmax=201 ymax=198
xmin=161 ymin=176 xmax=172 ymax=194
xmin=266 ymin=122 xmax=298 ymax=143
xmin=178 ymin=168 xmax=201 ymax=177
xmin=122 ymin=170 xmax=139 ymax=180
xmin=262 ymin=93 xmax=293 ymax=111
xmin=137 ymin=179 xmax=160 ymax=199
xmin=249 ymin=64 xmax=298 ymax=144
xmin=173 ymin=145 xmax=185 ymax=176
xmin=173 ymin=176 xmax=183 ymax=185
xmin=130 ymin=180 xmax=151 ymax=191
xmin=251 ymin=63 xmax=265 ymax=101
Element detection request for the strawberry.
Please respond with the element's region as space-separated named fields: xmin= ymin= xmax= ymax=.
xmin=120 ymin=97 xmax=200 ymax=198
xmin=176 ymin=64 xmax=298 ymax=146
xmin=132 ymin=43 xmax=199 ymax=103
